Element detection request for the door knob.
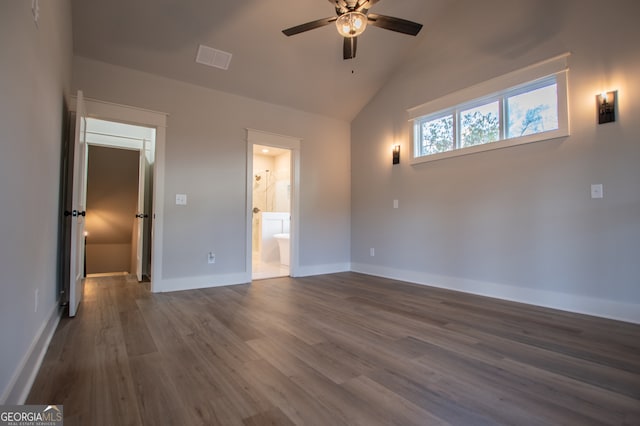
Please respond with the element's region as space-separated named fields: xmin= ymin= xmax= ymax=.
xmin=66 ymin=210 xmax=85 ymax=217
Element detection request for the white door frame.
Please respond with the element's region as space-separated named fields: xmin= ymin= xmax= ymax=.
xmin=84 ymin=121 xmax=153 ymax=281
xmin=246 ymin=129 xmax=301 ymax=278
xmin=70 ymin=96 xmax=167 ymax=292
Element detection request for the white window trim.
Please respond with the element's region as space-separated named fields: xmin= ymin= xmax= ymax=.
xmin=408 ymin=53 xmax=570 ymax=164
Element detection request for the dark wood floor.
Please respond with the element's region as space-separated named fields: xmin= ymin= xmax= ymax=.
xmin=28 ymin=272 xmax=640 ymax=425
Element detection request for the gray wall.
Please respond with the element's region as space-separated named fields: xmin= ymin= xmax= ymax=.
xmin=85 ymin=145 xmax=139 ymax=274
xmin=73 ymin=56 xmax=351 ymax=287
xmin=0 ymin=0 xmax=73 ymax=402
xmin=351 ymin=0 xmax=640 ymax=322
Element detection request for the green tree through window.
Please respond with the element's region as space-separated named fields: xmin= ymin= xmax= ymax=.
xmin=421 ymin=115 xmax=453 ymax=155
xmin=412 ymin=62 xmax=569 ymax=163
xmin=461 ymin=102 xmax=500 ymax=147
xmin=414 ymin=76 xmax=564 ymax=161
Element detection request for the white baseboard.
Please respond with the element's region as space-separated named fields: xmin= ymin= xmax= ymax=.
xmin=295 ymin=263 xmax=351 ymax=277
xmin=351 ymin=263 xmax=640 ymax=325
xmin=152 ymin=272 xmax=251 ymax=293
xmin=143 ymin=263 xmax=640 ymax=324
xmin=151 ymin=263 xmax=353 ymax=293
xmin=0 ymin=303 xmax=62 ymax=404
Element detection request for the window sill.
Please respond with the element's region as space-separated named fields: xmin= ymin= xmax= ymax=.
xmin=410 ymin=128 xmax=569 ymax=165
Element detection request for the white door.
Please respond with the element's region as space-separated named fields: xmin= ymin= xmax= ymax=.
xmin=69 ymin=91 xmax=88 ymax=317
xmin=134 ymin=140 xmax=147 ymax=282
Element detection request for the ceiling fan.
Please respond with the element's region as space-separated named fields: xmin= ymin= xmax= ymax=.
xmin=282 ymin=0 xmax=423 ymax=60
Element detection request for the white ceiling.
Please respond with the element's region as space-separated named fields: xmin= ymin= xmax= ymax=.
xmin=71 ymin=0 xmax=448 ymax=121
xmin=253 ymin=144 xmax=289 ymax=158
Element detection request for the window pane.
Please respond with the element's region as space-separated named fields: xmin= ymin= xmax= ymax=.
xmin=507 ymin=83 xmax=558 ymax=138
xmin=460 ymin=102 xmax=500 ymax=148
xmin=420 ymin=115 xmax=453 ymax=155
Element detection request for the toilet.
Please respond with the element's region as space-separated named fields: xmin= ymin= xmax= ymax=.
xmin=273 ymin=233 xmax=290 ymax=266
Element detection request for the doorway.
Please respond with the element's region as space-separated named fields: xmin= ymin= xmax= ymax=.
xmin=246 ymin=129 xmax=301 ymax=281
xmin=252 ymin=144 xmax=291 ymax=279
xmin=65 ymin=93 xmax=167 ymax=312
xmin=84 ymin=118 xmax=156 ymax=281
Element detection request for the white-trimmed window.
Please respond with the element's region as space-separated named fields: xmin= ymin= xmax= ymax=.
xmin=409 ymin=54 xmax=570 ymax=164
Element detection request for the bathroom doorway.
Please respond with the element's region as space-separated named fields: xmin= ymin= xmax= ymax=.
xmin=247 ymin=129 xmax=300 ymax=280
xmin=252 ymin=144 xmax=291 ymax=279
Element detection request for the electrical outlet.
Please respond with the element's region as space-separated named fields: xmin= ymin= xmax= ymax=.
xmin=208 ymin=252 xmax=216 ymax=264
xmin=370 ymin=248 xmax=375 ymax=257
xmin=591 ymin=184 xmax=603 ymax=199
xmin=175 ymin=193 xmax=187 ymax=205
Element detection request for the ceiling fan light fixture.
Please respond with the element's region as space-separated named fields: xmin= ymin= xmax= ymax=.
xmin=336 ymin=11 xmax=367 ymax=38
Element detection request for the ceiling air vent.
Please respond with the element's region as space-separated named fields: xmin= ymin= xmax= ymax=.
xmin=195 ymin=44 xmax=232 ymax=70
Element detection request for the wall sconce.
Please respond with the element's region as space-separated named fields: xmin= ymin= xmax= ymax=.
xmin=392 ymin=144 xmax=400 ymax=165
xmin=597 ymin=91 xmax=616 ymax=124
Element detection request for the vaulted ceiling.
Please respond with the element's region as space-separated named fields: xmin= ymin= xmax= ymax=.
xmin=71 ymin=0 xmax=448 ymax=121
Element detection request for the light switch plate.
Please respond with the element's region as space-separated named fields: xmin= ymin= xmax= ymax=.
xmin=591 ymin=184 xmax=603 ymax=199
xmin=393 ymin=199 xmax=399 ymax=209
xmin=176 ymin=193 xmax=187 ymax=205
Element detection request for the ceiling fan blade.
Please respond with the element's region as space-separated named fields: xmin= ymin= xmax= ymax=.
xmin=343 ymin=36 xmax=357 ymax=60
xmin=282 ymin=17 xmax=337 ymax=36
xmin=366 ymin=13 xmax=423 ymax=36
